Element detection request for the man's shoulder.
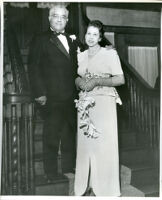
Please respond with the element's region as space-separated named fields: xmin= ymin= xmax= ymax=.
xmin=34 ymin=31 xmax=50 ymax=40
xmin=29 ymin=31 xmax=50 ymax=48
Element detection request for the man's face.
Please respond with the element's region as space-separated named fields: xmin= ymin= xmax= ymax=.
xmin=49 ymin=7 xmax=68 ymax=32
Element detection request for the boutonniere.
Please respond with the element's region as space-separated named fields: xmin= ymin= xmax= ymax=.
xmin=77 ymin=47 xmax=81 ymax=54
xmin=69 ymin=34 xmax=76 ymax=42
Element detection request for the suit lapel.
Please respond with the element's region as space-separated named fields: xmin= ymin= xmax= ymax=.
xmin=49 ymin=33 xmax=70 ymax=59
xmin=66 ymin=35 xmax=76 ymax=60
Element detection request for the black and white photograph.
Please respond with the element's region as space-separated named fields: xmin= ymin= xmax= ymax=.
xmin=1 ymin=0 xmax=161 ymax=198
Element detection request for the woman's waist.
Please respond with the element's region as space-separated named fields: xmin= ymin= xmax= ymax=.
xmin=85 ymin=86 xmax=117 ymax=96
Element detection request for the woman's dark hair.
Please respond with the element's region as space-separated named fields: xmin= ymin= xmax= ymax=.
xmin=87 ymin=20 xmax=104 ymax=39
xmin=86 ymin=20 xmax=112 ymax=47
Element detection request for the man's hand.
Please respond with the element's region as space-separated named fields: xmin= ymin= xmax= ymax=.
xmin=105 ymin=45 xmax=115 ymax=50
xmin=35 ymin=96 xmax=47 ymax=105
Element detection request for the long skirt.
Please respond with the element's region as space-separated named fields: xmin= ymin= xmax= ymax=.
xmin=74 ymin=95 xmax=120 ymax=196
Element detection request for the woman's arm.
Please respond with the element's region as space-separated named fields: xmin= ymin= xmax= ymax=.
xmin=75 ymin=76 xmax=87 ymax=90
xmin=96 ymin=74 xmax=125 ymax=87
xmin=83 ymin=74 xmax=125 ymax=92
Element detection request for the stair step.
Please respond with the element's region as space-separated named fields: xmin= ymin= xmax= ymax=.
xmin=33 ymin=119 xmax=44 ymax=124
xmin=121 ymin=184 xmax=145 ymax=197
xmin=34 ymin=134 xmax=43 ymax=141
xmin=121 ymin=182 xmax=159 ymax=197
xmin=35 ymin=160 xmax=44 ymax=175
xmin=119 ymin=129 xmax=150 ymax=147
xmin=121 ymin=164 xmax=159 ymax=197
xmin=119 ymin=132 xmax=136 ymax=147
xmin=121 ymin=163 xmax=159 ymax=186
xmin=34 ymin=139 xmax=43 ymax=155
xmin=34 ymin=153 xmax=62 ymax=175
xmin=120 ymin=147 xmax=154 ymax=165
xmin=64 ymin=173 xmax=75 ymax=196
xmin=134 ymin=183 xmax=159 ymax=197
xmin=34 ymin=153 xmax=43 ymax=162
xmin=34 ymin=119 xmax=44 ymax=136
xmin=131 ymin=167 xmax=159 ymax=187
xmin=125 ymin=162 xmax=157 ymax=171
xmin=35 ymin=174 xmax=69 ymax=195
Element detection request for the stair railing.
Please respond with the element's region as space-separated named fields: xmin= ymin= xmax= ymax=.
xmin=2 ymin=18 xmax=35 ymax=195
xmin=120 ymin=57 xmax=160 ymax=149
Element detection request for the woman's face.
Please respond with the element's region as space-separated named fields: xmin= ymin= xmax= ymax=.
xmin=85 ymin=26 xmax=101 ymax=47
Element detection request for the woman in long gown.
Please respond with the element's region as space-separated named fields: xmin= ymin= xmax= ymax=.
xmin=74 ymin=20 xmax=125 ymax=196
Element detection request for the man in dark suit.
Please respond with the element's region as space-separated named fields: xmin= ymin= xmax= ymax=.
xmin=28 ymin=4 xmax=81 ymax=181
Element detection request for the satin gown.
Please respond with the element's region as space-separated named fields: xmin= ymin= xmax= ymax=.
xmin=74 ymin=48 xmax=123 ymax=196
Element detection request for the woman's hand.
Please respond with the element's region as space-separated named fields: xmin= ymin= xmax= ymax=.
xmin=83 ymin=78 xmax=97 ymax=92
xmin=75 ymin=77 xmax=87 ymax=90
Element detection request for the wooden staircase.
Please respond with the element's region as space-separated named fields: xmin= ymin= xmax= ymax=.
xmin=3 ymin=46 xmax=159 ymax=196
xmin=29 ymin=105 xmax=160 ymax=196
xmin=118 ymin=109 xmax=159 ymax=197
xmin=20 ymin=46 xmax=159 ymax=196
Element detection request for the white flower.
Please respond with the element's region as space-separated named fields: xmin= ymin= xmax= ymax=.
xmin=75 ymin=91 xmax=101 ymax=139
xmin=69 ymin=35 xmax=76 ymax=41
xmin=77 ymin=47 xmax=81 ymax=54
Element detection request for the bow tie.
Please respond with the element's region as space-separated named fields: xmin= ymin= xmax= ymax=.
xmin=53 ymin=31 xmax=66 ymax=36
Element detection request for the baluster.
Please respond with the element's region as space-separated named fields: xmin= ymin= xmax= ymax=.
xmin=140 ymin=93 xmax=144 ymax=134
xmin=23 ymin=103 xmax=30 ymax=193
xmin=2 ymin=116 xmax=8 ymax=194
xmin=136 ymin=86 xmax=141 ymax=132
xmin=147 ymin=98 xmax=152 ymax=147
xmin=125 ymin=73 xmax=131 ymax=127
xmin=144 ymin=97 xmax=148 ymax=136
xmin=152 ymin=98 xmax=157 ymax=147
xmin=133 ymin=81 xmax=137 ymax=130
xmin=129 ymin=77 xmax=134 ymax=128
xmin=143 ymin=96 xmax=147 ymax=136
xmin=16 ymin=104 xmax=21 ymax=194
xmin=8 ymin=107 xmax=12 ymax=195
xmin=131 ymin=78 xmax=135 ymax=128
xmin=28 ymin=103 xmax=34 ymax=194
xmin=131 ymin=78 xmax=135 ymax=129
xmin=156 ymin=99 xmax=160 ymax=145
xmin=124 ymin=73 xmax=129 ymax=114
xmin=11 ymin=105 xmax=18 ymax=194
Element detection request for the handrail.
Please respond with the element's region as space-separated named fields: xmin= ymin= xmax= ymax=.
xmin=119 ymin=56 xmax=160 ymax=148
xmin=2 ymin=16 xmax=34 ymax=195
xmin=120 ymin=57 xmax=160 ymax=96
xmin=5 ymin=20 xmax=30 ymax=94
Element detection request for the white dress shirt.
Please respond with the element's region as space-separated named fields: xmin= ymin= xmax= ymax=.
xmin=57 ymin=34 xmax=69 ymax=53
xmin=50 ymin=27 xmax=69 ymax=53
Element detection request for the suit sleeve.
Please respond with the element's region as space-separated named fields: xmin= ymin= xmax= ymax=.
xmin=74 ymin=36 xmax=85 ymax=52
xmin=28 ymin=35 xmax=46 ymax=98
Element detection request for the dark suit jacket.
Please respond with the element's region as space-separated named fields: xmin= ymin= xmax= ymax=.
xmin=28 ymin=30 xmax=80 ymax=103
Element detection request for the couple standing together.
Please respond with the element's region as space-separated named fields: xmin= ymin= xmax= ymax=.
xmin=28 ymin=4 xmax=125 ymax=196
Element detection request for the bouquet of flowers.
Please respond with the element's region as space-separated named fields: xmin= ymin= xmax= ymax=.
xmin=74 ymin=91 xmax=101 ymax=139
